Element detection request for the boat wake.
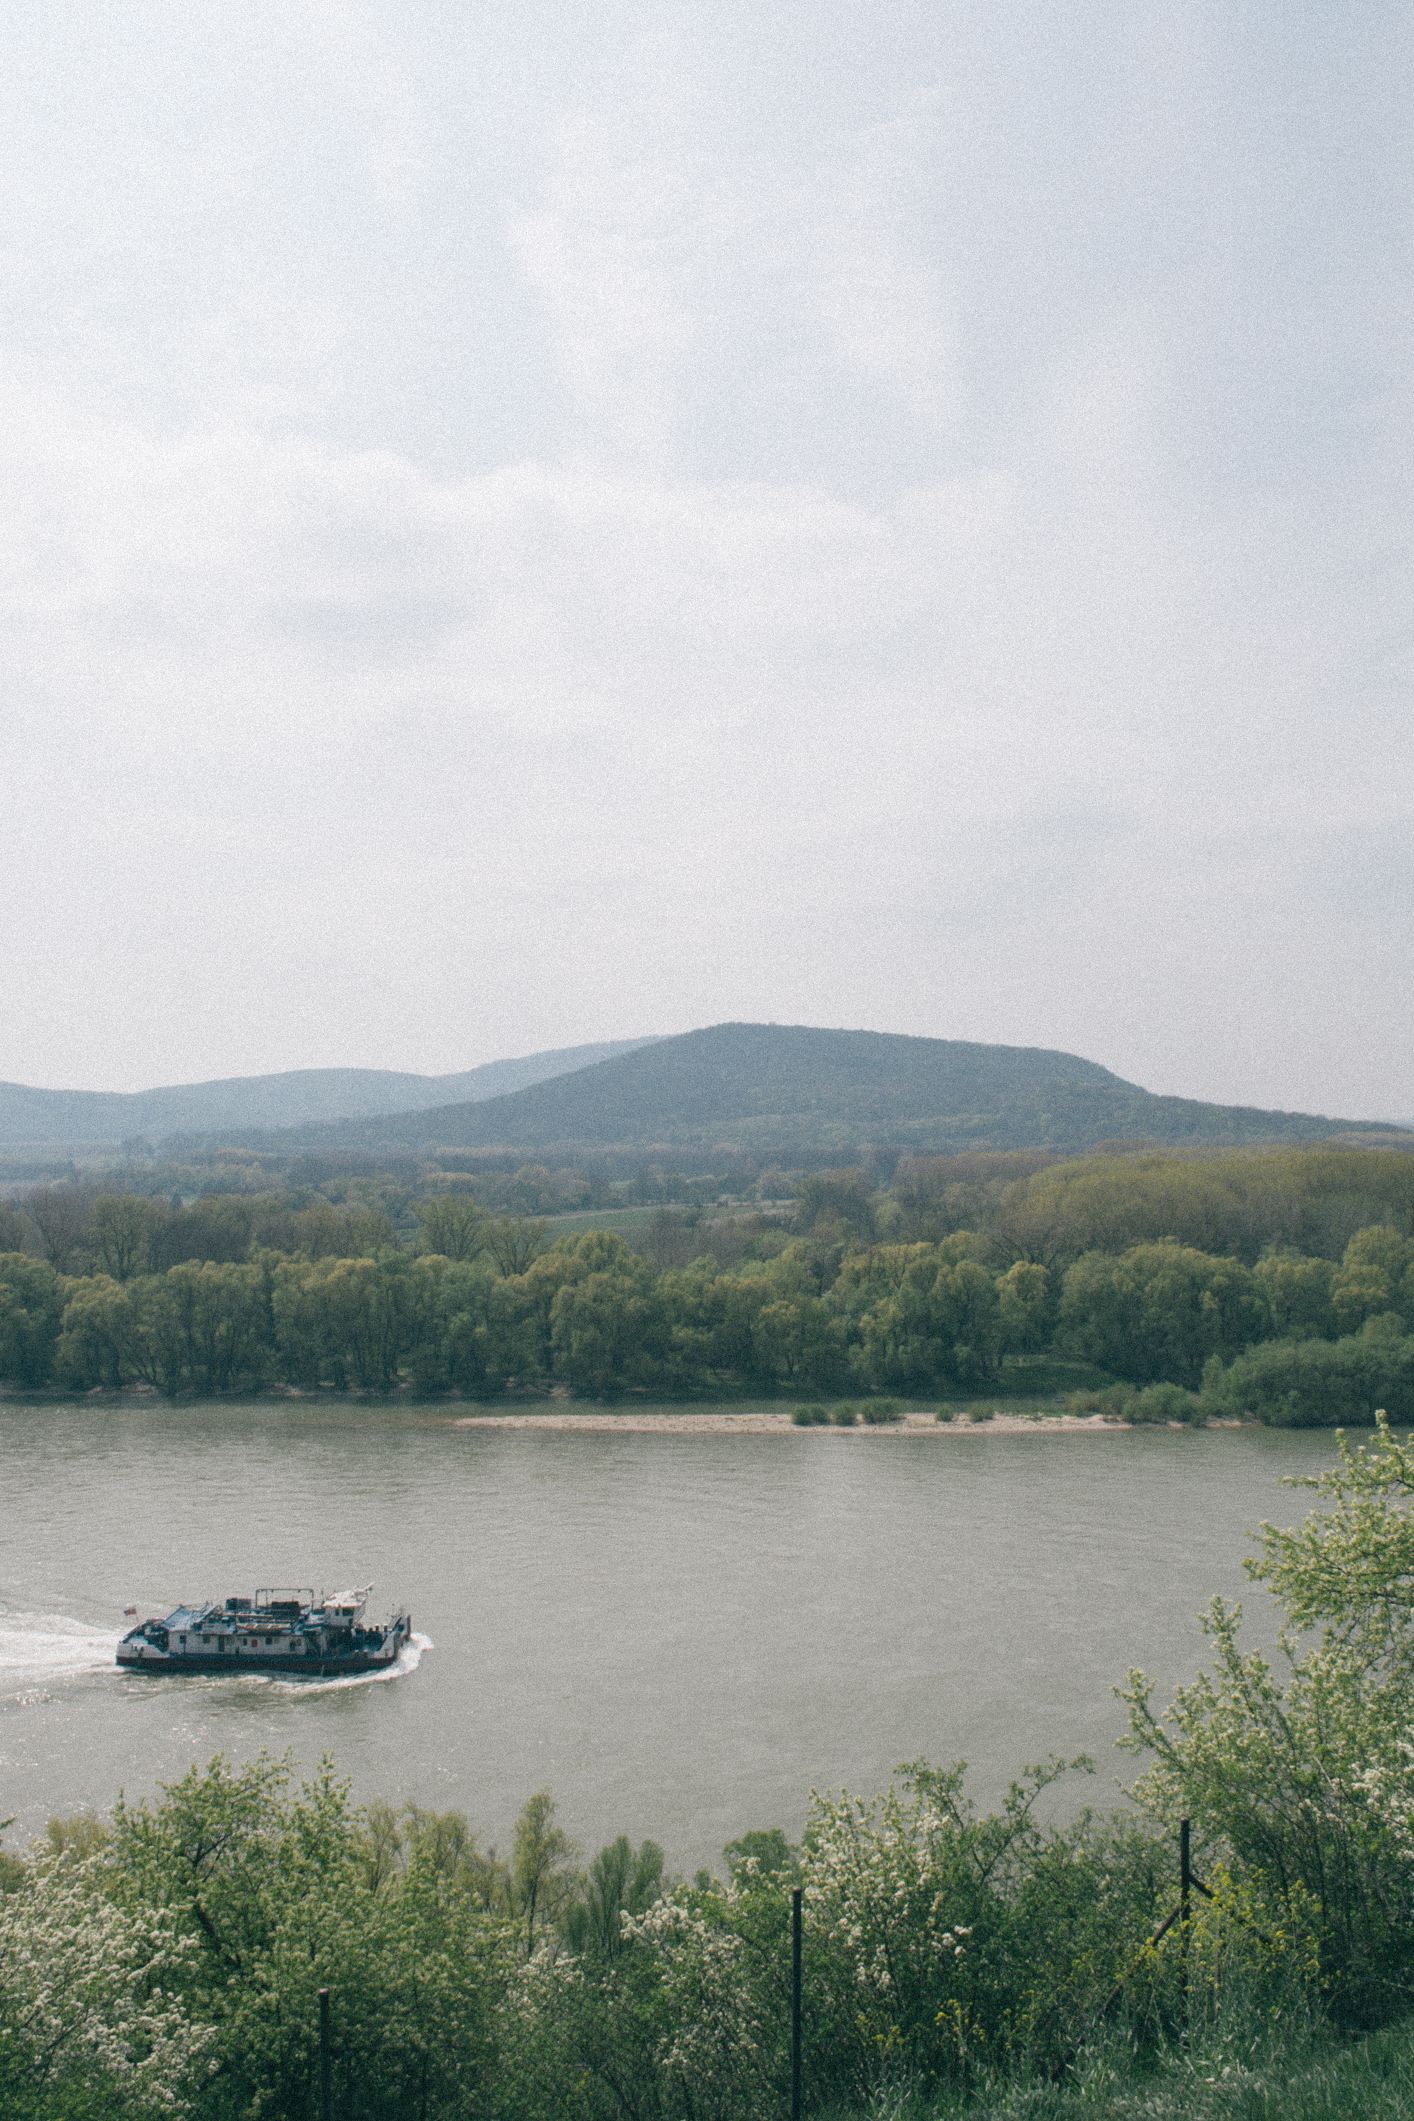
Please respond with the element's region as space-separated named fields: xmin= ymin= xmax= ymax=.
xmin=0 ymin=1606 xmax=119 ymax=1696
xmin=265 ymin=1632 xmax=434 ymax=1694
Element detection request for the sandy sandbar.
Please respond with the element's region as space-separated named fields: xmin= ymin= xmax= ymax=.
xmin=449 ymin=1409 xmax=1134 ymax=1435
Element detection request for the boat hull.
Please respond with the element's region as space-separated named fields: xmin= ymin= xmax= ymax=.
xmin=116 ymin=1645 xmax=407 ymax=1677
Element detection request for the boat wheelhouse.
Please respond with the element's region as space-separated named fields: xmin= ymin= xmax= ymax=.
xmin=117 ymin=1586 xmax=412 ymax=1677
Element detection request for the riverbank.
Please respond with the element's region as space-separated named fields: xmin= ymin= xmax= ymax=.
xmin=448 ymin=1407 xmax=1236 ymax=1433
xmin=0 ymin=1380 xmax=1249 ymax=1431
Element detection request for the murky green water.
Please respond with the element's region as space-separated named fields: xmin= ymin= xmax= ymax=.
xmin=0 ymin=1404 xmax=1347 ymax=1869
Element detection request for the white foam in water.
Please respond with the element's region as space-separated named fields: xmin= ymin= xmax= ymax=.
xmin=265 ymin=1631 xmax=434 ymax=1694
xmin=0 ymin=1607 xmax=119 ymax=1694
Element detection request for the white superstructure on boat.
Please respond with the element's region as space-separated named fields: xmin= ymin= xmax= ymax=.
xmin=117 ymin=1586 xmax=412 ymax=1676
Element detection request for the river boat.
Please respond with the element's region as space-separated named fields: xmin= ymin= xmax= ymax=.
xmin=116 ymin=1586 xmax=412 ymax=1677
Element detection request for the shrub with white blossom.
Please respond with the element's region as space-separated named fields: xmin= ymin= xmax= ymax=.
xmin=0 ymin=1845 xmax=209 ymax=2116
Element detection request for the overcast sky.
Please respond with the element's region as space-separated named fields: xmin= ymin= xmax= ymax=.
xmin=2 ymin=3 xmax=1409 ymax=1118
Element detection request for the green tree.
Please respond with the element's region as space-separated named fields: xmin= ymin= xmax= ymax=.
xmin=793 ymin=1168 xmax=877 ymax=1242
xmin=1253 ymin=1248 xmax=1338 ymax=1340
xmin=148 ymin=1195 xmax=255 ymax=1272
xmin=55 ymin=1277 xmax=140 ymax=1390
xmin=1332 ymin=1226 xmax=1414 ymax=1337
xmin=415 ymin=1193 xmax=487 ymax=1263
xmin=504 ymin=1165 xmax=559 ymax=1215
xmin=751 ymin=1292 xmax=841 ymax=1390
xmin=23 ymin=1188 xmax=93 ymax=1275
xmin=133 ymin=1261 xmax=271 ymax=1395
xmin=0 ymin=1254 xmax=70 ymax=1386
xmin=397 ymin=1804 xmax=510 ymax=1912
xmin=658 ymin=1260 xmax=768 ymax=1384
xmin=565 ymin=1836 xmax=666 ymax=1958
xmin=270 ymin=1254 xmax=338 ymax=1386
xmin=1060 ymin=1240 xmax=1270 ymax=1387
xmin=1206 ymin=1333 xmax=1414 ymax=1427
xmin=90 ymin=1195 xmax=154 ymax=1283
xmin=511 ymin=1790 xmax=579 ymax=1960
xmin=996 ymin=1258 xmax=1052 ymax=1354
xmin=721 ymin=1827 xmax=797 ymax=1881
xmin=994 ymin=1148 xmax=1414 ymax=1269
xmin=109 ymin=1753 xmax=510 ymax=2118
xmin=268 ymin=1253 xmax=434 ymax=1393
xmin=835 ymin=1241 xmax=1003 ymax=1389
xmin=485 ymin=1215 xmax=548 ymax=1277
xmin=550 ymin=1265 xmax=667 ymax=1395
xmin=536 ymin=1759 xmax=1170 ymax=2115
xmin=428 ymin=1261 xmax=539 ymax=1397
xmin=1123 ymin=1416 xmax=1414 ymax=2023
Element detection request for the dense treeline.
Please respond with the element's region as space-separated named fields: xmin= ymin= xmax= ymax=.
xmin=8 ymin=1423 xmax=1414 ymax=2119
xmin=1 ymin=1220 xmax=1412 ymax=1419
xmin=0 ymin=1230 xmax=1034 ymax=1399
xmin=2 ymin=1147 xmax=1412 ymax=1418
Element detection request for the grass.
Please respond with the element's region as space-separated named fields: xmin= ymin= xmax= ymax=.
xmin=814 ymin=2018 xmax=1414 ymax=2119
xmin=537 ymin=1205 xmax=670 ymax=1234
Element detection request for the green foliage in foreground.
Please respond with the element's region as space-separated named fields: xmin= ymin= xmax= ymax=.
xmin=0 ymin=1753 xmax=1202 ymax=2119
xmin=1123 ymin=1418 xmax=1414 ymax=2029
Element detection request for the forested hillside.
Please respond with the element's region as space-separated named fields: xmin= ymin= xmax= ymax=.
xmin=170 ymin=1022 xmax=1393 ymax=1160
xmin=0 ymin=1040 xmax=655 ymax=1148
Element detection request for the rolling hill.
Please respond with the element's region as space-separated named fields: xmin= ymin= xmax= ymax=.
xmin=169 ymin=1023 xmax=1398 ymax=1161
xmin=0 ymin=1040 xmax=657 ymax=1149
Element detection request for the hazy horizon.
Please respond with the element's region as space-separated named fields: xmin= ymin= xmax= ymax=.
xmin=2 ymin=6 xmax=1409 ymax=1117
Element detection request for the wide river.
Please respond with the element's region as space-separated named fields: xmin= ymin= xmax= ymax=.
xmin=0 ymin=1403 xmax=1349 ymax=1872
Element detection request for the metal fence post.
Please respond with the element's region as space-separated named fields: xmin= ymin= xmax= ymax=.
xmin=319 ymin=1986 xmax=331 ymax=2121
xmin=790 ymin=1885 xmax=802 ymax=2121
xmin=1179 ymin=1819 xmax=1191 ymax=2028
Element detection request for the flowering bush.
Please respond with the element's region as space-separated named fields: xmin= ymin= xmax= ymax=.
xmin=513 ymin=1759 xmax=1174 ymax=2117
xmin=795 ymin=1759 xmax=1170 ymax=2098
xmin=0 ymin=1845 xmax=209 ymax=2115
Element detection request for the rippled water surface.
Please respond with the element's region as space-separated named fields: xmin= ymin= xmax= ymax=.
xmin=0 ymin=1403 xmax=1347 ymax=1867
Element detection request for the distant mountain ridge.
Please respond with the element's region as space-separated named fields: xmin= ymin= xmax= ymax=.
xmin=169 ymin=1023 xmax=1398 ymax=1161
xmin=0 ymin=1040 xmax=657 ymax=1148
